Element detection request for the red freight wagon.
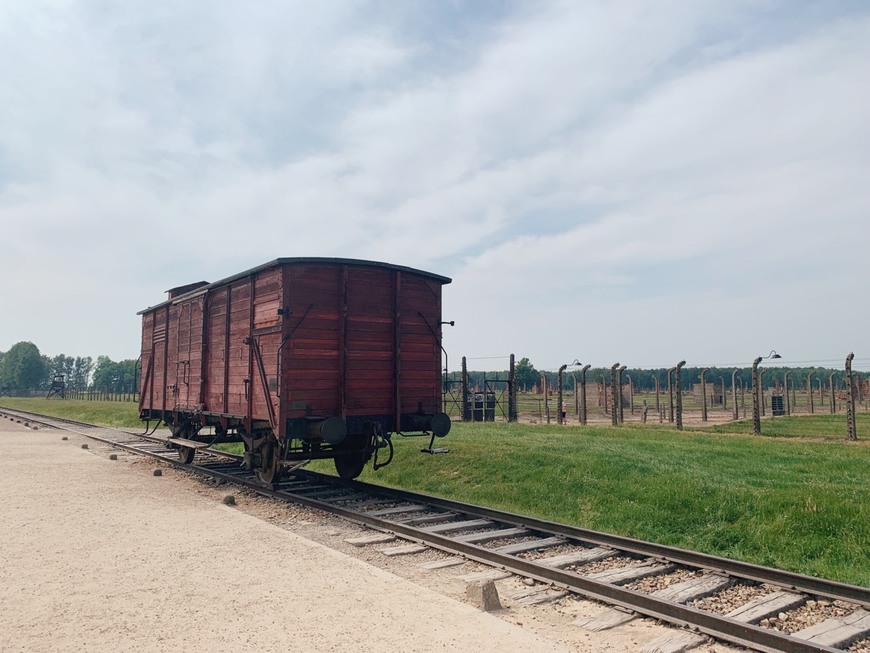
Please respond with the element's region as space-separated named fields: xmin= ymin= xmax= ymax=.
xmin=138 ymin=258 xmax=451 ymax=483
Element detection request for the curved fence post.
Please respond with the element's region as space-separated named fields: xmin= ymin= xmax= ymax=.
xmin=580 ymin=364 xmax=591 ymax=425
xmin=675 ymin=360 xmax=686 ymax=430
xmin=700 ymin=368 xmax=709 ymax=422
xmin=610 ymin=363 xmax=620 ymax=427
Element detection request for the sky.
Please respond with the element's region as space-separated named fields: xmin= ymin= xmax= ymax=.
xmin=1 ymin=1 xmax=869 ymax=373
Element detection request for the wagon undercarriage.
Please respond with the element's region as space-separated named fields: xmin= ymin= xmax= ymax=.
xmin=150 ymin=405 xmax=449 ymax=484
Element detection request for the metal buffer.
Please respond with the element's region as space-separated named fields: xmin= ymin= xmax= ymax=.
xmin=752 ymin=350 xmax=781 ymax=435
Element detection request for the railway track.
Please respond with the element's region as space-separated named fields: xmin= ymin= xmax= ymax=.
xmin=2 ymin=406 xmax=869 ymax=653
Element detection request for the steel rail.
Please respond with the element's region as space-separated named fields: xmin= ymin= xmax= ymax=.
xmin=2 ymin=407 xmax=866 ymax=653
xmin=182 ymin=467 xmax=850 ymax=653
xmin=331 ymin=474 xmax=870 ymax=607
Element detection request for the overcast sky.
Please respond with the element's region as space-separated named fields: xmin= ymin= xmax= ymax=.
xmin=2 ymin=1 xmax=869 ymax=372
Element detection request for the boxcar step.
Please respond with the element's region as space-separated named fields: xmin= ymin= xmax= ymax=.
xmin=167 ymin=438 xmax=212 ymax=449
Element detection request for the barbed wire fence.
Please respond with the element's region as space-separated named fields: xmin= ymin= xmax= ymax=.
xmin=445 ymin=352 xmax=868 ymax=440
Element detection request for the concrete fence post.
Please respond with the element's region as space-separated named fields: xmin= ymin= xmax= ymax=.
xmin=580 ymin=365 xmax=591 ymax=425
xmin=807 ymin=372 xmax=814 ymax=414
xmin=508 ymin=354 xmax=517 ymax=422
xmin=700 ymin=368 xmax=709 ymax=422
xmin=461 ymin=357 xmax=470 ymax=422
xmin=732 ymin=369 xmax=740 ymax=421
xmin=846 ymin=353 xmax=858 ymax=441
xmin=617 ymin=365 xmax=626 ymax=425
xmin=675 ymin=360 xmax=686 ymax=430
xmin=610 ymin=363 xmax=620 ymax=427
xmin=655 ymin=375 xmax=661 ymax=413
xmin=752 ymin=357 xmax=763 ymax=434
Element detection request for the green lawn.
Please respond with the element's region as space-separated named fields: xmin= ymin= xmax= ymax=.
xmin=699 ymin=412 xmax=870 ymax=440
xmin=0 ymin=397 xmax=143 ymax=429
xmin=3 ymin=397 xmax=868 ymax=586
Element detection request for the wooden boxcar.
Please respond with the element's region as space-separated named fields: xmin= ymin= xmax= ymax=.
xmin=138 ymin=258 xmax=451 ymax=482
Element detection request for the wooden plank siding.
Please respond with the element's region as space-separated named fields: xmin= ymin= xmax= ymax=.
xmin=346 ymin=266 xmax=394 ymax=417
xmin=250 ymin=267 xmax=283 ymax=424
xmin=205 ymin=287 xmax=228 ymax=412
xmin=226 ymin=281 xmax=252 ymax=417
xmin=399 ymin=275 xmax=442 ymax=416
xmin=282 ymin=264 xmax=342 ymax=419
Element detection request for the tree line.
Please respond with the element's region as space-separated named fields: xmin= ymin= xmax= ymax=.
xmin=447 ymin=357 xmax=858 ymax=393
xmin=2 ymin=343 xmax=857 ymax=397
xmin=0 ymin=341 xmax=137 ymax=394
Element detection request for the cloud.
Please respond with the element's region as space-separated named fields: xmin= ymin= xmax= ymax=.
xmin=1 ymin=1 xmax=868 ymax=371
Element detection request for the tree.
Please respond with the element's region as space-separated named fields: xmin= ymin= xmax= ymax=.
xmin=48 ymin=354 xmax=74 ymax=382
xmin=514 ymin=357 xmax=539 ymax=391
xmin=91 ymin=356 xmax=137 ymax=392
xmin=0 ymin=341 xmax=48 ymax=391
xmin=71 ymin=356 xmax=93 ymax=390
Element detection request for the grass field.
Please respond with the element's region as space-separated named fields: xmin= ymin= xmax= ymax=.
xmin=3 ymin=397 xmax=868 ymax=586
xmin=0 ymin=398 xmax=142 ymax=429
xmin=700 ymin=413 xmax=870 ymax=439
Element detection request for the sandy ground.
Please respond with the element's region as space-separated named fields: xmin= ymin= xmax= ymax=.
xmin=0 ymin=419 xmax=739 ymax=653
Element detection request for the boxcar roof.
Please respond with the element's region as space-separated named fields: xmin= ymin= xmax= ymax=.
xmin=138 ymin=257 xmax=452 ymax=314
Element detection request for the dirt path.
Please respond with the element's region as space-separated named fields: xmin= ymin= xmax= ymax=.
xmin=0 ymin=420 xmax=736 ymax=652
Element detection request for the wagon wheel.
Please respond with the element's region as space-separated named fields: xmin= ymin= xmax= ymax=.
xmin=255 ymin=437 xmax=282 ymax=486
xmin=177 ymin=445 xmax=196 ymax=465
xmin=333 ymin=435 xmax=369 ymax=480
xmin=171 ymin=423 xmax=196 ymax=464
